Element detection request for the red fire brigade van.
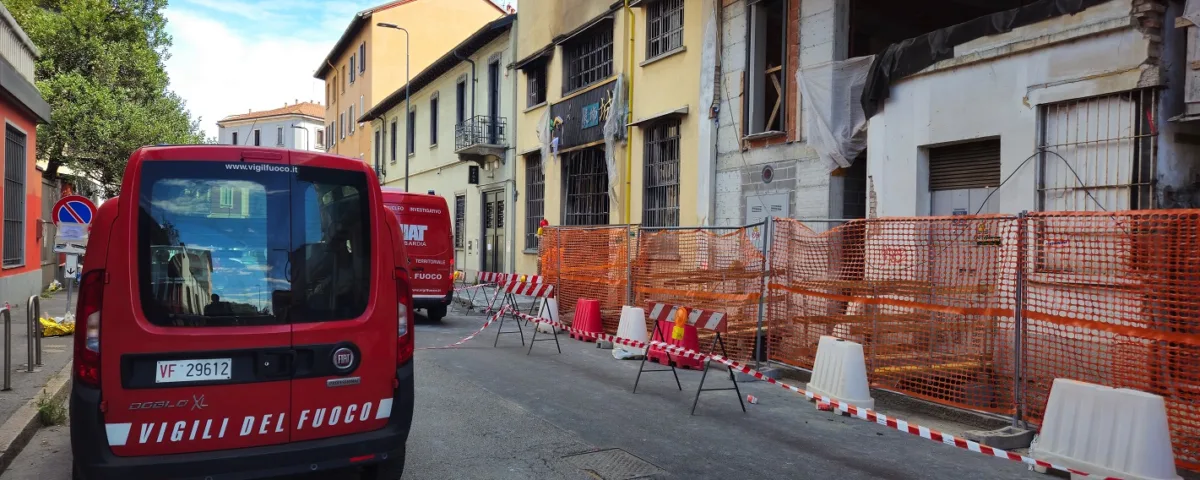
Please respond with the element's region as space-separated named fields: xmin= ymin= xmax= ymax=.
xmin=69 ymin=146 xmax=414 ymax=479
xmin=380 ymin=189 xmax=454 ymax=321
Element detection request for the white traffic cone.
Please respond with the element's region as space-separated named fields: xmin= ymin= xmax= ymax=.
xmin=536 ymin=297 xmax=560 ymax=334
xmin=612 ymin=306 xmax=648 ymax=360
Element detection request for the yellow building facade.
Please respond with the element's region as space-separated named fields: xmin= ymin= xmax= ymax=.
xmin=314 ymin=0 xmax=505 ymax=165
xmin=512 ymin=0 xmax=710 ymax=275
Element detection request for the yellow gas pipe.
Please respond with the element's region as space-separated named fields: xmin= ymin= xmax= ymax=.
xmin=624 ymin=0 xmax=635 ymax=224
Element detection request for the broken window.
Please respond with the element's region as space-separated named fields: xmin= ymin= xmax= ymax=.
xmin=745 ymin=0 xmax=786 ymax=135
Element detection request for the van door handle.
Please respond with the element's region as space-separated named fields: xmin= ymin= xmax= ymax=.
xmin=257 ymin=351 xmax=295 ymax=379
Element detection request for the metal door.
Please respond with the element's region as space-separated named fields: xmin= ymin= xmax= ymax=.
xmin=481 ymin=190 xmax=504 ymax=273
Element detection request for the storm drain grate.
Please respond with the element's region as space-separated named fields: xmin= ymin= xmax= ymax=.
xmin=562 ymin=448 xmax=666 ymax=479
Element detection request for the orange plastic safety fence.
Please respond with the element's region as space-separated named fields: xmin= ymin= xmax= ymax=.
xmin=541 ymin=211 xmax=1200 ymax=470
xmin=1021 ymin=211 xmax=1200 ymax=470
xmin=543 ymin=226 xmax=634 ymax=332
xmin=766 ymin=216 xmax=1019 ymax=415
xmin=631 ymin=226 xmax=766 ymax=362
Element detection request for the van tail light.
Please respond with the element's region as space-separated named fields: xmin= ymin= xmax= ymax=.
xmin=396 ymin=270 xmax=415 ymax=364
xmin=74 ymin=270 xmax=104 ymax=388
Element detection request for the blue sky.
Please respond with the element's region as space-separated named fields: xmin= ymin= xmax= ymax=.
xmin=162 ymin=0 xmax=511 ymax=138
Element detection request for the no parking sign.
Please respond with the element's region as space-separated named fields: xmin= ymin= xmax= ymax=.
xmin=53 ymin=195 xmax=96 ymax=255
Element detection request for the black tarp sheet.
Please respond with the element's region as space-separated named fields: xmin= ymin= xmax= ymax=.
xmin=861 ymin=0 xmax=1114 ymax=118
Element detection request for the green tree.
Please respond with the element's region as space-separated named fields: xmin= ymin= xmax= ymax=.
xmin=7 ymin=0 xmax=204 ymax=195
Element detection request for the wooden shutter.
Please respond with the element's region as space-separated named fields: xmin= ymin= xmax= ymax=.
xmin=928 ymin=139 xmax=1001 ymax=191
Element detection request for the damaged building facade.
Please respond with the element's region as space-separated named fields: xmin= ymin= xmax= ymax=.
xmin=710 ymin=0 xmax=1200 ymax=223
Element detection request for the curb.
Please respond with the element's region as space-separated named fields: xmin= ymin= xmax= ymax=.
xmin=0 ymin=362 xmax=73 ymax=476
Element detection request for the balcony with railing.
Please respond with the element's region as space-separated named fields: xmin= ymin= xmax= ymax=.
xmin=454 ymin=115 xmax=507 ymax=162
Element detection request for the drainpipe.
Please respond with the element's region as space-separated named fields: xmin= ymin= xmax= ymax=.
xmin=709 ymin=0 xmax=724 ymax=225
xmin=624 ymin=0 xmax=635 ymax=224
xmin=507 ymin=19 xmax=519 ymax=273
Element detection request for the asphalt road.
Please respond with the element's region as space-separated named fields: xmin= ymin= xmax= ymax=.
xmin=1 ymin=305 xmax=1045 ymax=480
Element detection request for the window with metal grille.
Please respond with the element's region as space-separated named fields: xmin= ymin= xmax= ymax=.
xmin=3 ymin=126 xmax=25 ymax=267
xmin=643 ymin=119 xmax=681 ymax=227
xmin=454 ymin=194 xmax=466 ymax=249
xmin=524 ymin=153 xmax=544 ymax=251
xmin=277 ymin=127 xmax=284 ymax=146
xmin=646 ymin=0 xmax=684 ymax=59
xmin=527 ymin=63 xmax=547 ymax=107
xmin=562 ymin=22 xmax=614 ymax=95
xmin=390 ymin=120 xmax=398 ymax=163
xmin=1037 ymin=89 xmax=1158 ymax=212
xmin=253 ymin=129 xmax=261 ymax=146
xmin=562 ymin=148 xmax=609 ymax=226
xmin=407 ymin=109 xmax=416 ymax=154
xmin=316 ymin=129 xmax=325 ymax=149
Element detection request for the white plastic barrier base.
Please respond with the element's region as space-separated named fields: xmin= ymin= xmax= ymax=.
xmin=1031 ymin=378 xmax=1180 ymax=480
xmin=612 ymin=306 xmax=647 ymax=359
xmin=536 ymin=298 xmax=561 ymax=334
xmin=807 ymin=336 xmax=874 ymax=410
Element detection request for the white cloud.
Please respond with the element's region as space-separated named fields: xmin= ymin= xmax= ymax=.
xmin=162 ymin=0 xmax=509 ymax=138
xmin=164 ymin=8 xmax=335 ymax=138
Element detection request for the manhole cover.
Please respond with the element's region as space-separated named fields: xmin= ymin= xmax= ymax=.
xmin=562 ymin=449 xmax=665 ymax=479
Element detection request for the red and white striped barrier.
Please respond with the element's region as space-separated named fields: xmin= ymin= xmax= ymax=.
xmin=477 ymin=272 xmax=547 ymax=285
xmin=647 ymin=301 xmax=727 ymax=331
xmin=477 ymin=272 xmax=511 ymax=284
xmin=417 ymin=308 xmax=510 ymax=350
xmin=501 ymin=281 xmax=555 ymax=298
xmin=510 ymin=310 xmax=1114 ymax=479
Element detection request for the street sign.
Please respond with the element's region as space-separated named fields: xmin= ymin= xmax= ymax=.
xmin=53 ymin=195 xmax=96 ymax=254
xmin=65 ymin=254 xmax=79 ymax=278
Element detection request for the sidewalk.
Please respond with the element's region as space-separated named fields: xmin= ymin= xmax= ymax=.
xmin=0 ymin=290 xmax=76 ymax=475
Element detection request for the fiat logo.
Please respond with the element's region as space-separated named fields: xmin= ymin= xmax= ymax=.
xmin=332 ymin=347 xmax=355 ymax=370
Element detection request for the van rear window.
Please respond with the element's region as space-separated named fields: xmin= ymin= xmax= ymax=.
xmin=137 ymin=161 xmax=372 ymax=327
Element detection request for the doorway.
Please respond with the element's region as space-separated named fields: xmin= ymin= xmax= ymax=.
xmin=481 ymin=189 xmax=505 ymax=273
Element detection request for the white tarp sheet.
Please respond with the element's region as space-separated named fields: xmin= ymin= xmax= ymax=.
xmin=796 ymin=55 xmax=874 ymax=171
